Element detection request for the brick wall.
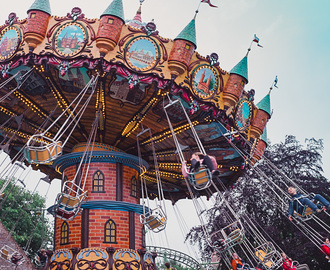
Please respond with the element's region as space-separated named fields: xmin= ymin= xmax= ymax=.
xmin=169 ymin=39 xmax=195 ymax=67
xmin=223 ymin=74 xmax=246 ymax=100
xmin=55 ymin=162 xmax=143 ymax=250
xmin=97 ymin=15 xmax=124 ymax=43
xmin=250 ymin=109 xmax=269 ymax=136
xmin=24 ymin=11 xmax=50 ymax=37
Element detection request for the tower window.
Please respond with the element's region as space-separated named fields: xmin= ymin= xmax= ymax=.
xmin=108 ymin=18 xmax=114 ymax=24
xmin=92 ymin=170 xmax=105 ymax=192
xmin=131 ymin=176 xmax=137 ymax=198
xmin=60 ymin=221 xmax=69 ymax=245
xmin=30 ymin=13 xmax=36 ymax=19
xmin=104 ymin=219 xmax=117 ymax=243
xmin=185 ymin=44 xmax=191 ymax=50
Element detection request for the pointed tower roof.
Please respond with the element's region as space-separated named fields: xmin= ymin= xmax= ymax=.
xmin=126 ymin=4 xmax=145 ymax=29
xmin=257 ymin=93 xmax=271 ymax=117
xmin=175 ymin=19 xmax=197 ymax=48
xmin=132 ymin=4 xmax=142 ymax=22
xmin=260 ymin=126 xmax=268 ymax=143
xmin=230 ymin=55 xmax=248 ymax=83
xmin=27 ymin=0 xmax=51 ymax=15
xmin=101 ymin=0 xmax=125 ymax=22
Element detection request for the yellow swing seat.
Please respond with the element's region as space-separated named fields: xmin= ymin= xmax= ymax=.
xmin=141 ymin=206 xmax=167 ymax=233
xmin=188 ymin=166 xmax=212 ymax=190
xmin=24 ymin=135 xmax=62 ymax=164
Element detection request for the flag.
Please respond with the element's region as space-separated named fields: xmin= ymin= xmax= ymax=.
xmin=274 ymin=76 xmax=278 ymax=88
xmin=253 ymin=34 xmax=263 ymax=47
xmin=201 ymin=0 xmax=218 ymax=8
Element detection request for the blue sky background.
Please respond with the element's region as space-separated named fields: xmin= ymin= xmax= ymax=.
xmin=0 ymin=0 xmax=329 ymax=260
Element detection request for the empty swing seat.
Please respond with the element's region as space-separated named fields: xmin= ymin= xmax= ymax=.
xmin=54 ymin=181 xmax=87 ymax=220
xmin=188 ymin=166 xmax=212 ymax=190
xmin=141 ymin=207 xmax=167 ymax=233
xmin=255 ymin=250 xmax=274 ymax=269
xmin=145 ymin=216 xmax=166 ymax=230
xmin=254 ymin=243 xmax=282 ymax=270
xmin=24 ymin=135 xmax=62 ymax=164
xmin=227 ymin=229 xmax=244 ymax=243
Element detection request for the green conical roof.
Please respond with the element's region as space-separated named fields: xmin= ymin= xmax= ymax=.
xmin=101 ymin=0 xmax=125 ymax=22
xmin=230 ymin=55 xmax=248 ymax=83
xmin=260 ymin=126 xmax=268 ymax=143
xmin=257 ymin=93 xmax=271 ymax=117
xmin=175 ymin=19 xmax=197 ymax=48
xmin=28 ymin=0 xmax=51 ymax=15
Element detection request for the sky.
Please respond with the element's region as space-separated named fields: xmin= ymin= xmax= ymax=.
xmin=0 ymin=0 xmax=330 ymax=261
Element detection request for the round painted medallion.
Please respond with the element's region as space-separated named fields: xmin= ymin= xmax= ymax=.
xmin=125 ymin=37 xmax=159 ymax=72
xmin=191 ymin=65 xmax=219 ymax=100
xmin=53 ymin=22 xmax=87 ymax=57
xmin=234 ymin=98 xmax=253 ymax=132
xmin=0 ymin=26 xmax=21 ymax=61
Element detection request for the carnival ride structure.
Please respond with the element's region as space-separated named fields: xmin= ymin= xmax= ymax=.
xmin=1 ymin=0 xmax=326 ymax=270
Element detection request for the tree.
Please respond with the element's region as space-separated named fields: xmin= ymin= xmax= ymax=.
xmin=0 ymin=179 xmax=53 ymax=259
xmin=186 ymin=135 xmax=330 ymax=269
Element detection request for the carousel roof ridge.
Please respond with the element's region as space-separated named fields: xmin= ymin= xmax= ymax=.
xmin=230 ymin=55 xmax=248 ymax=83
xmin=27 ymin=0 xmax=51 ymax=15
xmin=101 ymin=0 xmax=125 ymax=22
xmin=175 ymin=18 xmax=197 ymax=48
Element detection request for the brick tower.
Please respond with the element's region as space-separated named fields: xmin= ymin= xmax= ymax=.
xmin=222 ymin=54 xmax=248 ymax=110
xmin=96 ymin=0 xmax=125 ymax=57
xmin=250 ymin=127 xmax=268 ymax=165
xmin=24 ymin=0 xmax=51 ymax=52
xmin=52 ymin=143 xmax=147 ymax=251
xmin=168 ymin=18 xmax=196 ymax=78
xmin=250 ymin=92 xmax=271 ymax=140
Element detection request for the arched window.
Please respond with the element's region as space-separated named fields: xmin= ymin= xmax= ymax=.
xmin=104 ymin=219 xmax=117 ymax=243
xmin=92 ymin=170 xmax=105 ymax=192
xmin=131 ymin=176 xmax=137 ymax=197
xmin=60 ymin=221 xmax=69 ymax=245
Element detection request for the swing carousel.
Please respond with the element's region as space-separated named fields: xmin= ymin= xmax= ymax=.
xmin=0 ymin=0 xmax=276 ymax=269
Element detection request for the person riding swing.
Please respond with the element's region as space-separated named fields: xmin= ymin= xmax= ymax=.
xmin=287 ymin=186 xmax=330 ymax=221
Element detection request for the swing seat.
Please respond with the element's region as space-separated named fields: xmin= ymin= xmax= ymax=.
xmin=0 ymin=245 xmax=25 ymax=266
xmin=24 ymin=135 xmax=62 ymax=164
xmin=55 ymin=207 xmax=79 ymax=220
xmin=145 ymin=216 xmax=166 ymax=230
xmin=58 ymin=194 xmax=82 ymax=208
xmin=140 ymin=206 xmax=167 ymax=233
xmin=227 ymin=229 xmax=244 ymax=244
xmin=188 ymin=166 xmax=212 ymax=190
xmin=1 ymin=248 xmax=9 ymax=260
xmin=255 ymin=250 xmax=274 ymax=268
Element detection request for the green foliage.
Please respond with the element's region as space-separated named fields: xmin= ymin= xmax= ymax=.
xmin=186 ymin=135 xmax=330 ymax=270
xmin=0 ymin=179 xmax=53 ymax=258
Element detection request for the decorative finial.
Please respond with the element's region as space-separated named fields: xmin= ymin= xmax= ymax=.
xmin=269 ymin=76 xmax=278 ymax=94
xmin=195 ymin=0 xmax=218 ymax=19
xmin=194 ymin=9 xmax=199 ymax=20
xmin=247 ymin=34 xmax=263 ymax=55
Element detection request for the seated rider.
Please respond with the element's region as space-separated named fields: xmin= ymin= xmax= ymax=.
xmin=181 ymin=152 xmax=219 ymax=178
xmin=10 ymin=252 xmax=23 ymax=265
xmin=287 ymin=186 xmax=330 ymax=221
xmin=282 ymin=253 xmax=296 ymax=270
xmin=320 ymin=237 xmax=330 ymax=262
xmin=231 ymin=253 xmax=252 ymax=270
